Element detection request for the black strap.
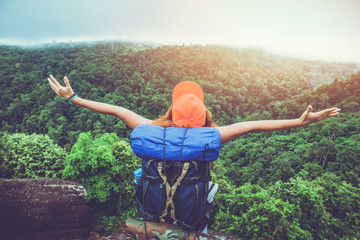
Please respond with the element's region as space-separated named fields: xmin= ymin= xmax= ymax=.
xmin=141 ymin=174 xmax=163 ymax=183
xmin=179 ymin=128 xmax=188 ymax=161
xmin=178 ymin=220 xmax=193 ymax=232
xmin=182 ymin=176 xmax=212 ymax=184
xmin=142 ymin=212 xmax=160 ymax=222
xmin=135 ymin=187 xmax=149 ymax=240
xmin=189 ymin=201 xmax=214 ymax=233
xmin=163 ymin=128 xmax=166 ymax=161
xmin=203 ymin=144 xmax=209 ymax=161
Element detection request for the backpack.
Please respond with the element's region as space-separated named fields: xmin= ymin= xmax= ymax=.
xmin=130 ymin=125 xmax=221 ymax=232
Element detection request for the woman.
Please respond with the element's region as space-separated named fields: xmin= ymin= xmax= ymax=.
xmin=48 ymin=75 xmax=341 ymax=143
xmin=49 ymin=75 xmax=340 ymax=235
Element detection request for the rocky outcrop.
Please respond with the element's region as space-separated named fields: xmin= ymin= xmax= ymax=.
xmin=0 ymin=178 xmax=89 ymax=240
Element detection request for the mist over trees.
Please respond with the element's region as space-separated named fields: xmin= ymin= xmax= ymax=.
xmin=1 ymin=42 xmax=359 ymax=238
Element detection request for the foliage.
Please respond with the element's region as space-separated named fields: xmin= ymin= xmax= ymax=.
xmin=0 ymin=43 xmax=359 ymax=148
xmin=1 ymin=42 xmax=360 ymax=237
xmin=314 ymin=173 xmax=360 ymax=238
xmin=62 ymin=132 xmax=141 ymax=234
xmin=211 ymin=175 xmax=360 ymax=239
xmin=0 ymin=132 xmax=65 ymax=178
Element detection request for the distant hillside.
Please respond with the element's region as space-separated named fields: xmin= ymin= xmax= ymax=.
xmin=0 ymin=41 xmax=359 ymax=147
xmin=1 ymin=41 xmax=360 ymax=239
xmin=313 ymin=72 xmax=360 ymax=110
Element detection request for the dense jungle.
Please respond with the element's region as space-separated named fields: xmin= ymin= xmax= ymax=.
xmin=1 ymin=41 xmax=359 ymax=239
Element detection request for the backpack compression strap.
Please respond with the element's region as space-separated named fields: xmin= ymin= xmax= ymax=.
xmin=158 ymin=162 xmax=190 ymax=225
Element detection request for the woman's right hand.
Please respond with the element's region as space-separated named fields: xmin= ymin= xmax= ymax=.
xmin=47 ymin=74 xmax=153 ymax=129
xmin=48 ymin=74 xmax=74 ymax=100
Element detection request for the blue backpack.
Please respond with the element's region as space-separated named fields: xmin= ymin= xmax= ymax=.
xmin=130 ymin=124 xmax=221 ymax=232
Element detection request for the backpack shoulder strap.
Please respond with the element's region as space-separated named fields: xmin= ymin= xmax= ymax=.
xmin=159 ymin=162 xmax=190 ymax=225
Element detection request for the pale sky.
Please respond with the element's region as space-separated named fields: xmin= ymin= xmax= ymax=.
xmin=0 ymin=0 xmax=360 ymax=63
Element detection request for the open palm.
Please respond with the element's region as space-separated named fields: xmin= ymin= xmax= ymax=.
xmin=48 ymin=75 xmax=74 ymax=100
xmin=299 ymin=105 xmax=340 ymax=125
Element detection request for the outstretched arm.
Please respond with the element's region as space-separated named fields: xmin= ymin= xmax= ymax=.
xmin=48 ymin=75 xmax=152 ymax=129
xmin=217 ymin=105 xmax=340 ymax=143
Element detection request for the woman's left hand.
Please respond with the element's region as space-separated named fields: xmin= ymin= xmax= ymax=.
xmin=48 ymin=75 xmax=74 ymax=100
xmin=299 ymin=105 xmax=341 ymax=126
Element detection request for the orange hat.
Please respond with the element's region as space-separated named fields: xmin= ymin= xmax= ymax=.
xmin=172 ymin=81 xmax=206 ymax=128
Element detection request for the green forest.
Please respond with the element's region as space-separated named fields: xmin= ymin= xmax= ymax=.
xmin=1 ymin=41 xmax=360 ymax=239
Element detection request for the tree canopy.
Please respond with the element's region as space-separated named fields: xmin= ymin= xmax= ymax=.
xmin=1 ymin=41 xmax=359 ymax=238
